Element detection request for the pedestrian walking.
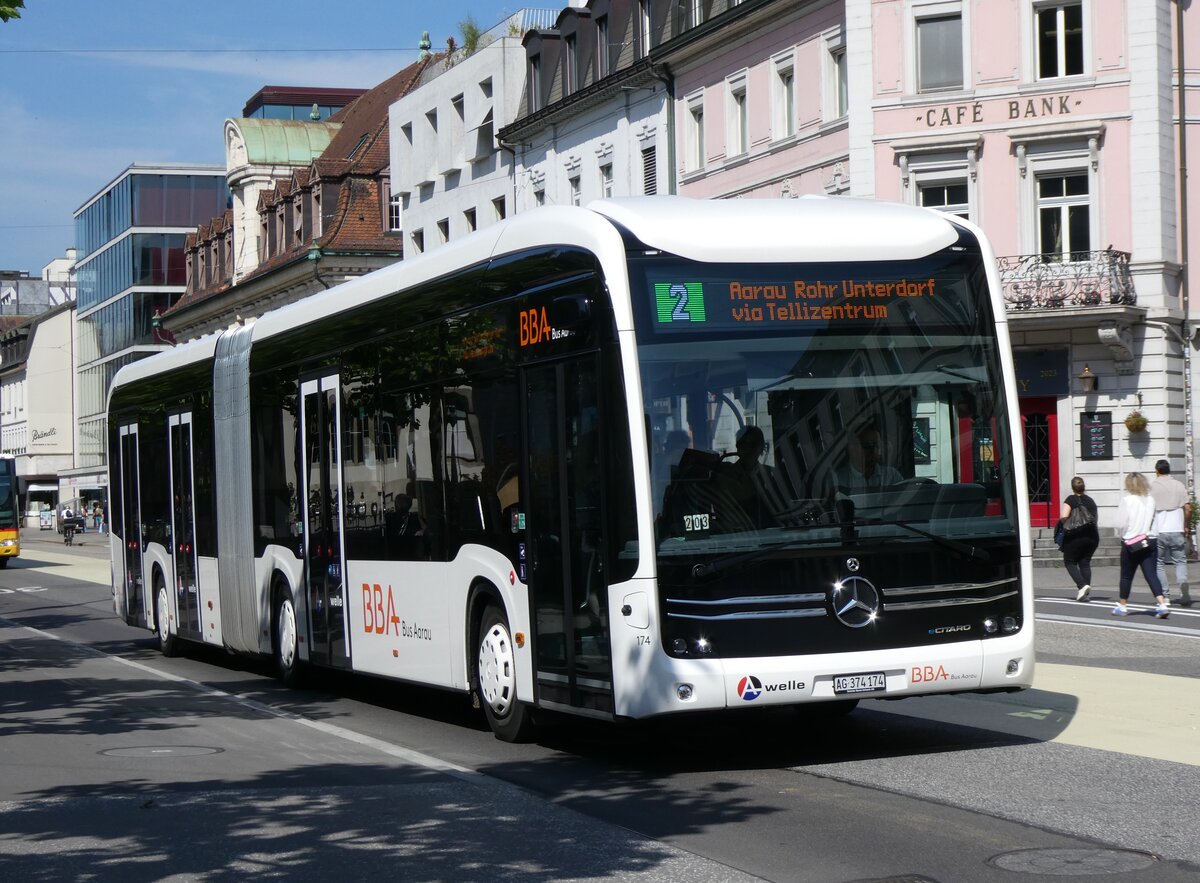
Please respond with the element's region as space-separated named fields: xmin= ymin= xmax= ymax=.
xmin=1114 ymin=472 xmax=1170 ymax=618
xmin=1060 ymin=476 xmax=1099 ymax=602
xmin=1150 ymin=459 xmax=1191 ymax=606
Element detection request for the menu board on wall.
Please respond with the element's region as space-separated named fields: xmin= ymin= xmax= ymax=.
xmin=1080 ymin=412 xmax=1112 ymax=461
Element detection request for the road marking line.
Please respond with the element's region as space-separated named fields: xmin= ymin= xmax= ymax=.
xmin=1 ymin=618 xmax=487 ymax=785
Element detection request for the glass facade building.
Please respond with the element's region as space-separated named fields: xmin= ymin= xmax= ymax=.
xmin=72 ymin=165 xmax=228 ymax=472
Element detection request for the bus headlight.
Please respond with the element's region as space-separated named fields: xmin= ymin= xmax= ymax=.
xmin=676 ymin=683 xmax=694 ymax=701
xmin=0 ymin=539 xmax=15 ymax=548
xmin=982 ymin=618 xmax=998 ymax=634
xmin=1001 ymin=616 xmax=1019 ymax=633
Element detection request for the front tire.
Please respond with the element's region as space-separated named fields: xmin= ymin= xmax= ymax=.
xmin=156 ymin=580 xmax=179 ymax=657
xmin=476 ymin=604 xmax=536 ymax=742
xmin=274 ymin=589 xmax=304 ymax=687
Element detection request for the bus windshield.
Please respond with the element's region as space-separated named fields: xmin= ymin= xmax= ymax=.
xmin=631 ymin=247 xmax=1018 ymax=558
xmin=0 ymin=467 xmax=16 ymax=531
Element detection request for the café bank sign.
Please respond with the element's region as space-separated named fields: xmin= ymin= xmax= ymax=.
xmin=918 ymin=92 xmax=1082 ymax=128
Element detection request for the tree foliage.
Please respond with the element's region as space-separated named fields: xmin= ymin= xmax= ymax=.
xmin=0 ymin=1 xmax=25 ymax=23
xmin=459 ymin=14 xmax=484 ymax=56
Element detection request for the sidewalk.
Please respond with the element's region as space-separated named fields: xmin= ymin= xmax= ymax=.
xmin=13 ymin=526 xmax=112 ymax=585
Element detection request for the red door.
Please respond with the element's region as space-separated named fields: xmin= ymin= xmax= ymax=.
xmin=1021 ymin=397 xmax=1060 ymax=528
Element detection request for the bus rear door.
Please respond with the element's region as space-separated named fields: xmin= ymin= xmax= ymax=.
xmin=523 ymin=354 xmax=614 ymax=717
xmin=117 ymin=422 xmax=147 ymax=627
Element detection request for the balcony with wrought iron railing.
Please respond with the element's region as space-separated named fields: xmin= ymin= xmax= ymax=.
xmin=996 ymin=249 xmax=1136 ymax=313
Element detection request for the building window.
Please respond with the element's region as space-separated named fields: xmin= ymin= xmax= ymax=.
xmin=917 ymin=12 xmax=963 ymax=91
xmin=437 ymin=218 xmax=449 ymax=243
xmin=772 ymin=54 xmax=795 ymax=140
xmin=685 ymin=92 xmax=705 ymax=172
xmin=830 ymin=43 xmax=848 ymax=119
xmin=388 ymin=194 xmax=402 ymax=232
xmin=596 ymin=16 xmax=610 ymax=77
xmin=918 ymin=179 xmax=970 ymax=219
xmin=600 ymin=163 xmax=613 ymax=198
xmin=690 ymin=0 xmax=705 ymax=27
xmin=642 ymin=146 xmax=658 ymax=194
xmin=566 ymin=35 xmax=578 ymax=94
xmin=493 ymin=196 xmax=506 ymax=220
xmin=727 ymin=73 xmax=748 ymax=157
xmin=569 ymin=175 xmax=581 ymax=206
xmin=530 ymin=55 xmax=542 ymax=112
xmin=411 ymin=228 xmax=424 ymax=255
xmin=534 ymin=188 xmax=546 ymax=207
xmin=639 ymin=0 xmax=652 ymax=57
xmin=1037 ymin=171 xmax=1090 ymax=261
xmin=1037 ymin=3 xmax=1084 ymax=79
xmin=464 ymin=207 xmax=476 ymax=232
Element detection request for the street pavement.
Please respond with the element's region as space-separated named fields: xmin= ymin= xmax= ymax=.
xmin=3 ymin=530 xmax=1198 ymax=880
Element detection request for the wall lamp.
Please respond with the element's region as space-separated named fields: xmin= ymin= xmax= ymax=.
xmin=1077 ymin=363 xmax=1098 ymax=393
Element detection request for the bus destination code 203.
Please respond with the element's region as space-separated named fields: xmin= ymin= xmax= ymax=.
xmin=833 ymin=672 xmax=887 ymax=695
xmin=653 ymin=277 xmax=938 ymax=331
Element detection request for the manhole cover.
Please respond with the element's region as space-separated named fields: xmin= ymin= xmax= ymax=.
xmin=990 ymin=847 xmax=1157 ymax=875
xmin=101 ymin=746 xmax=223 ymax=758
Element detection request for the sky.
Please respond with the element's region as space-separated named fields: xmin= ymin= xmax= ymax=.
xmin=0 ymin=0 xmax=528 ymax=275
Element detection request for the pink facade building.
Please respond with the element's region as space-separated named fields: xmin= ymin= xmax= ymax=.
xmin=669 ymin=0 xmax=1198 ymax=529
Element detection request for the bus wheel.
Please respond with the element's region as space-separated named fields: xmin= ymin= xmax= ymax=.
xmin=274 ymin=590 xmax=304 ymax=687
xmin=476 ymin=604 xmax=536 ymax=743
xmin=155 ymin=578 xmax=179 ymax=657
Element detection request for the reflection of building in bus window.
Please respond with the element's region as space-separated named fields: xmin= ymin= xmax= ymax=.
xmin=653 ymin=430 xmax=691 ymax=516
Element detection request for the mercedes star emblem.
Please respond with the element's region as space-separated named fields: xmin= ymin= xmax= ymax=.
xmin=831 ymin=576 xmax=880 ymax=628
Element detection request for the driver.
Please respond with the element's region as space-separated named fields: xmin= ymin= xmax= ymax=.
xmin=833 ymin=423 xmax=903 ymax=493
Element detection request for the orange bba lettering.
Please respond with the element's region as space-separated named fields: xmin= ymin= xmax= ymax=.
xmin=362 ymin=582 xmax=401 ymax=635
xmin=519 ymin=307 xmax=552 ymax=346
xmin=911 ymin=664 xmax=949 ymax=683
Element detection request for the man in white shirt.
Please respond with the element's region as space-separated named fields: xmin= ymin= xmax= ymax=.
xmin=833 ymin=423 xmax=904 ymax=493
xmin=1150 ymin=459 xmax=1191 ymax=605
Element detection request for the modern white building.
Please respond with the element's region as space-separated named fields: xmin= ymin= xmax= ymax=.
xmin=389 ymin=9 xmax=559 ymax=256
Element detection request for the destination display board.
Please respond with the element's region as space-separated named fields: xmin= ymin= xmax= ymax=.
xmin=650 ymin=276 xmax=940 ymax=332
xmin=1080 ymin=411 xmax=1112 ymax=461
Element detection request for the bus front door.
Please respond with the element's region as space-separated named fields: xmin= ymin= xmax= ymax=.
xmin=300 ymin=375 xmax=350 ymax=669
xmin=523 ymin=356 xmax=614 ymax=717
xmin=168 ymin=412 xmax=201 ymax=640
xmin=117 ymin=423 xmax=146 ymax=627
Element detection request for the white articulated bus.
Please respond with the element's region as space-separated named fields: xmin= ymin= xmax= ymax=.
xmin=108 ymin=196 xmax=1033 ymax=741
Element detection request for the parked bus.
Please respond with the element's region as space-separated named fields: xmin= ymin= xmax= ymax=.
xmin=0 ymin=456 xmax=19 ymax=566
xmin=107 ymin=197 xmax=1033 ymax=740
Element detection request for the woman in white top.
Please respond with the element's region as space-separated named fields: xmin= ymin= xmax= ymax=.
xmin=1114 ymin=472 xmax=1169 ymax=618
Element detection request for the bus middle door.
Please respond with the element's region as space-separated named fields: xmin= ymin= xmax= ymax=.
xmin=300 ymin=374 xmax=351 ymax=669
xmin=168 ymin=412 xmax=201 ymax=640
xmin=522 ymin=354 xmax=614 ymax=717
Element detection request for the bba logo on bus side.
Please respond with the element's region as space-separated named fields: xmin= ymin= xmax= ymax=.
xmin=736 ymin=675 xmax=805 ymax=701
xmin=362 ymin=583 xmax=432 ymax=641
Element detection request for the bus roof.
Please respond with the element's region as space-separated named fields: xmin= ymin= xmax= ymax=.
xmin=588 ymin=195 xmax=961 ymax=263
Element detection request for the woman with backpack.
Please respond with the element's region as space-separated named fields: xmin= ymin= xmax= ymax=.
xmin=1061 ymin=476 xmax=1099 ymax=602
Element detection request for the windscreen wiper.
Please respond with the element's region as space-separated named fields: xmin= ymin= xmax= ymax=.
xmin=852 ymin=515 xmax=991 ymax=562
xmin=687 ymin=532 xmax=827 ymax=580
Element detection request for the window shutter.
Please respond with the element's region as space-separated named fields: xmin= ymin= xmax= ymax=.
xmin=642 ymin=146 xmax=657 ymax=195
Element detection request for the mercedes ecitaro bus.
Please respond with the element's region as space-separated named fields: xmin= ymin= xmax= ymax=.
xmin=107 ymin=196 xmax=1033 ymax=741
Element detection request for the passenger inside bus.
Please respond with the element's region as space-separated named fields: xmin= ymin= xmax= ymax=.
xmin=832 ymin=422 xmax=904 ymax=493
xmin=713 ymin=425 xmax=785 ymax=530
